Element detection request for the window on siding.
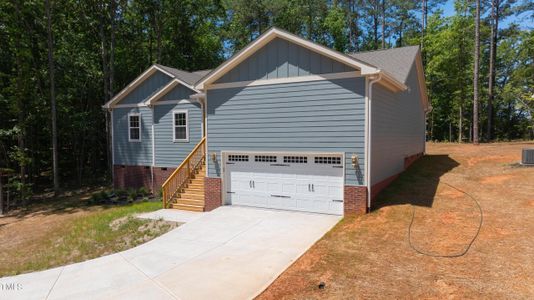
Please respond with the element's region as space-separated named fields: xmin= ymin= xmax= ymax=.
xmin=173 ymin=110 xmax=188 ymax=142
xmin=128 ymin=113 xmax=141 ymax=142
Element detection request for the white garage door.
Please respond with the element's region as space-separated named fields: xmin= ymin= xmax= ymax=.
xmin=224 ymin=153 xmax=344 ymax=215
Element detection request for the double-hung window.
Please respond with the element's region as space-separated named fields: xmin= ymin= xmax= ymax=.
xmin=128 ymin=113 xmax=141 ymax=142
xmin=173 ymin=110 xmax=188 ymax=142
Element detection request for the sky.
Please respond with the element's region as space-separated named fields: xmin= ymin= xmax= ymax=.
xmin=441 ymin=0 xmax=534 ymax=29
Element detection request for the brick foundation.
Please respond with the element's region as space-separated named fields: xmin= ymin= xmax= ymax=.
xmin=113 ymin=165 xmax=151 ymax=191
xmin=152 ymin=167 xmax=176 ymax=193
xmin=344 ymin=185 xmax=368 ymax=215
xmin=113 ymin=165 xmax=175 ymax=193
xmin=204 ymin=177 xmax=222 ymax=211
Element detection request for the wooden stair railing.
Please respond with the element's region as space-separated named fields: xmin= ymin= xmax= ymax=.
xmin=162 ymin=137 xmax=206 ymax=208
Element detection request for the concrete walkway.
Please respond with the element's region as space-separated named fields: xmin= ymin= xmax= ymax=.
xmin=1 ymin=206 xmax=341 ymax=300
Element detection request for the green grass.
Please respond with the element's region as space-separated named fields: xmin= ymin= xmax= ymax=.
xmin=1 ymin=201 xmax=177 ymax=276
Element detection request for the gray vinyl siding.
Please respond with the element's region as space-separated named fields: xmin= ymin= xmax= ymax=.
xmin=153 ymin=100 xmax=203 ymax=167
xmin=160 ymin=83 xmax=194 ymax=101
xmin=216 ymin=38 xmax=355 ymax=84
xmin=206 ymin=78 xmax=366 ymax=186
xmin=370 ymin=60 xmax=425 ymax=185
xmin=113 ymin=107 xmax=152 ymax=166
xmin=119 ymin=71 xmax=172 ymax=105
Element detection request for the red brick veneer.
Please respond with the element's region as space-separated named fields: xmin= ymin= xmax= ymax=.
xmin=152 ymin=167 xmax=176 ymax=193
xmin=344 ymin=185 xmax=368 ymax=215
xmin=204 ymin=177 xmax=222 ymax=211
xmin=113 ymin=165 xmax=151 ymax=191
xmin=113 ymin=165 xmax=176 ymax=193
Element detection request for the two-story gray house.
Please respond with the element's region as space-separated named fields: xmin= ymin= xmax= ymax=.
xmin=103 ymin=28 xmax=429 ymax=216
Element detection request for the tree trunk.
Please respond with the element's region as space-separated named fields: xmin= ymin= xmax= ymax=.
xmin=109 ymin=0 xmax=116 ymax=100
xmin=45 ymin=0 xmax=60 ymax=193
xmin=421 ymin=0 xmax=427 ymax=64
xmin=99 ymin=2 xmax=109 ymax=102
xmin=307 ymin=2 xmax=313 ymax=39
xmin=459 ymin=104 xmax=463 ymax=143
xmin=0 ymin=176 xmax=4 ymax=215
xmin=473 ymin=0 xmax=480 ymax=145
xmin=487 ymin=0 xmax=499 ymax=141
xmin=381 ymin=0 xmax=386 ymax=49
xmin=348 ymin=0 xmax=359 ymax=51
xmin=373 ymin=15 xmax=379 ymax=49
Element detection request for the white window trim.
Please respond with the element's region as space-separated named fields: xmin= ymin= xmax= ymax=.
xmin=128 ymin=112 xmax=142 ymax=142
xmin=172 ymin=109 xmax=189 ymax=143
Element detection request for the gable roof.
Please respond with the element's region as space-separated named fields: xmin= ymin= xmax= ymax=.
xmin=349 ymin=46 xmax=419 ymax=85
xmin=103 ymin=64 xmax=201 ymax=109
xmin=155 ymin=64 xmax=207 ymax=86
xmin=195 ymin=27 xmax=407 ymax=92
xmin=351 ymin=46 xmax=430 ymax=111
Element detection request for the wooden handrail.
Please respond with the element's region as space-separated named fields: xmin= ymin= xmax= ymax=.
xmin=162 ymin=137 xmax=206 ymax=208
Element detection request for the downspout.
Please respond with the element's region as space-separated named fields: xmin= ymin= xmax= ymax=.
xmin=109 ymin=108 xmax=114 ymax=185
xmin=190 ymin=92 xmax=207 ymax=177
xmin=367 ymin=73 xmax=382 ymax=212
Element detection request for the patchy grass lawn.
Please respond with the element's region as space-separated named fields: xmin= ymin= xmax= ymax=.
xmin=259 ymin=142 xmax=534 ymax=299
xmin=0 ymin=189 xmax=177 ymax=277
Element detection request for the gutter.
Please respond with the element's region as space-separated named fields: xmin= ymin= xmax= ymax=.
xmin=366 ymin=73 xmax=382 ymax=211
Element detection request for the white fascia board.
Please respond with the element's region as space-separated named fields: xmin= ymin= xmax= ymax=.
xmin=144 ymin=80 xmax=179 ymax=106
xmin=195 ymin=27 xmax=381 ymax=90
xmin=145 ymin=78 xmax=200 ymax=107
xmin=103 ymin=65 xmax=159 ymax=109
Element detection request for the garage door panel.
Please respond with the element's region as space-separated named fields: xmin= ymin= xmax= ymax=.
xmin=268 ymin=196 xmax=297 ymax=210
xmin=281 ymin=183 xmax=297 ymax=194
xmin=225 ymin=152 xmax=344 ymax=215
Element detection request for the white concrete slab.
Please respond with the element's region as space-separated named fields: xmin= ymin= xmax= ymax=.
xmin=1 ymin=206 xmax=341 ymax=300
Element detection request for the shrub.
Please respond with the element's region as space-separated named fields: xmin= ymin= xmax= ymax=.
xmin=98 ymin=190 xmax=109 ymax=200
xmin=138 ymin=187 xmax=150 ymax=197
xmin=115 ymin=189 xmax=127 ymax=199
xmin=127 ymin=188 xmax=138 ymax=201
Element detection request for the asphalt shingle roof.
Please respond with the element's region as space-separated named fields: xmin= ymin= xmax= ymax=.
xmin=155 ymin=64 xmax=208 ymax=86
xmin=155 ymin=45 xmax=420 ymax=87
xmin=349 ymin=46 xmax=420 ymax=84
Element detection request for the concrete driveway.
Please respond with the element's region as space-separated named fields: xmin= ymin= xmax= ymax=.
xmin=1 ymin=206 xmax=340 ymax=300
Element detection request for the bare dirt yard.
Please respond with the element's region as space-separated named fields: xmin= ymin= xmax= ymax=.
xmin=259 ymin=142 xmax=534 ymax=299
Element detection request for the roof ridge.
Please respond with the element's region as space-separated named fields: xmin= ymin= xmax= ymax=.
xmin=349 ymin=45 xmax=419 ymax=56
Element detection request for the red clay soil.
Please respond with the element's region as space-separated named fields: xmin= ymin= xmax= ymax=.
xmin=258 ymin=142 xmax=534 ymax=299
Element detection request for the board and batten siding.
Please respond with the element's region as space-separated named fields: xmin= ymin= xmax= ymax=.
xmin=153 ymin=100 xmax=202 ymax=167
xmin=206 ymin=77 xmax=366 ymax=186
xmin=119 ymin=71 xmax=172 ymax=105
xmin=215 ymin=37 xmax=356 ymax=84
xmin=370 ymin=60 xmax=425 ymax=185
xmin=113 ymin=107 xmax=152 ymax=166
